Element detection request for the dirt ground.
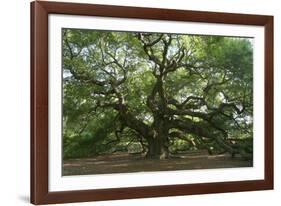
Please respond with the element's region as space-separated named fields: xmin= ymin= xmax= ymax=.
xmin=63 ymin=151 xmax=252 ymax=176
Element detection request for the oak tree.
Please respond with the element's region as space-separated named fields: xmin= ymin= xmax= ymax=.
xmin=63 ymin=29 xmax=253 ymax=159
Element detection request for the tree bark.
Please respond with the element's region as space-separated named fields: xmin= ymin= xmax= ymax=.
xmin=145 ymin=115 xmax=170 ymax=159
xmin=146 ymin=136 xmax=169 ymax=159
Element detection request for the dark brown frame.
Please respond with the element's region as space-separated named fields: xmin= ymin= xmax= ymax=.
xmin=31 ymin=1 xmax=274 ymax=204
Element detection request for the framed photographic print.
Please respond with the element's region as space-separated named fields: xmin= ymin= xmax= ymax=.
xmin=30 ymin=1 xmax=274 ymax=204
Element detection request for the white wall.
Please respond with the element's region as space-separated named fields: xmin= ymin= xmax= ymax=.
xmin=0 ymin=0 xmax=280 ymax=205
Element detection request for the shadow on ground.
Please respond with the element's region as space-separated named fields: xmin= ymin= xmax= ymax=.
xmin=63 ymin=151 xmax=253 ymax=176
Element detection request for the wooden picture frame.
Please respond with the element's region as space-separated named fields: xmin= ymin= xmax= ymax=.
xmin=31 ymin=1 xmax=274 ymax=204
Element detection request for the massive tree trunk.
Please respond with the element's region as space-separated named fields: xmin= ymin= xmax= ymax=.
xmin=146 ymin=137 xmax=169 ymax=159
xmin=145 ymin=116 xmax=169 ymax=159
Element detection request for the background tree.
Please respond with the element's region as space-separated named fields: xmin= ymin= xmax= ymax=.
xmin=63 ymin=29 xmax=253 ymax=160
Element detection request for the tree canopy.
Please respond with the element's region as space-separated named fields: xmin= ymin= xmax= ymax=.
xmin=62 ymin=29 xmax=253 ymax=160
